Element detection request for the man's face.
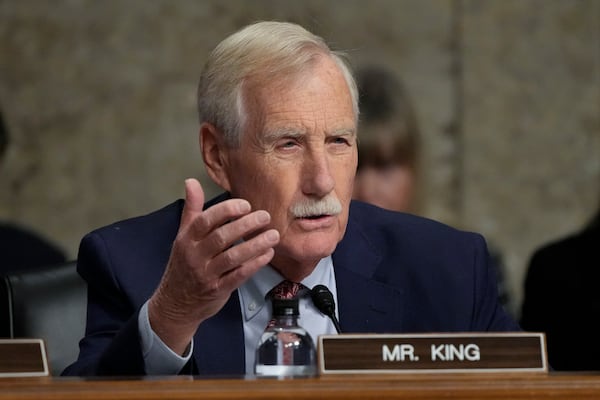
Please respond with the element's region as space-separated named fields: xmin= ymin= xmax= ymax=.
xmin=223 ymin=56 xmax=357 ymax=279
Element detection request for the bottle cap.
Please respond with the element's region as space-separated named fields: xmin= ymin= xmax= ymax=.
xmin=272 ymin=298 xmax=299 ymax=317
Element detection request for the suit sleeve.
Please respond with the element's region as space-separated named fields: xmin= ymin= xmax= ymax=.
xmin=471 ymin=234 xmax=521 ymax=332
xmin=61 ymin=232 xmax=147 ymax=375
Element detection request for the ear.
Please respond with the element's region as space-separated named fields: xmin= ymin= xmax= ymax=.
xmin=199 ymin=122 xmax=232 ymax=192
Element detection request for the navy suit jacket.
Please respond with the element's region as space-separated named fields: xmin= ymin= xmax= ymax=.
xmin=63 ymin=196 xmax=519 ymax=376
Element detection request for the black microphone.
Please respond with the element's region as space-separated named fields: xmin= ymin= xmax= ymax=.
xmin=310 ymin=284 xmax=342 ymax=334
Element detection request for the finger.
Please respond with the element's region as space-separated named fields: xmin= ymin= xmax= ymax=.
xmin=189 ymin=198 xmax=252 ymax=239
xmin=210 ymin=228 xmax=279 ymax=276
xmin=199 ymin=209 xmax=271 ymax=256
xmin=219 ymin=247 xmax=276 ymax=293
xmin=180 ymin=178 xmax=206 ymax=227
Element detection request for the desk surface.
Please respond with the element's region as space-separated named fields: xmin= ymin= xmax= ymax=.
xmin=1 ymin=372 xmax=600 ymax=400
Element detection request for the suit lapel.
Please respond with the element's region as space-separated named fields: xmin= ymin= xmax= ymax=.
xmin=333 ymin=215 xmax=405 ymax=333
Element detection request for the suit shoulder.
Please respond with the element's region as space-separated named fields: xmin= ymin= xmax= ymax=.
xmin=87 ymin=200 xmax=185 ymax=240
xmin=527 ymin=225 xmax=599 ymax=277
xmin=76 ymin=200 xmax=185 ymax=300
xmin=348 ymin=200 xmax=478 ymax=242
xmin=531 ymin=228 xmax=595 ymax=259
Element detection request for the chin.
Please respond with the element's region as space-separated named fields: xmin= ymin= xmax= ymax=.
xmin=294 ymin=237 xmax=339 ymax=261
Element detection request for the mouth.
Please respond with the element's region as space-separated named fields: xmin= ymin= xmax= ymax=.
xmin=294 ymin=214 xmax=337 ymax=230
xmin=299 ymin=214 xmax=329 ymax=220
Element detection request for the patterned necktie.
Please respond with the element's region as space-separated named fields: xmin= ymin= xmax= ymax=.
xmin=270 ymin=280 xmax=303 ymax=300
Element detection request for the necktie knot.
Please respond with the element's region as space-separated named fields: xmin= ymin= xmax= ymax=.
xmin=269 ymin=280 xmax=303 ymax=300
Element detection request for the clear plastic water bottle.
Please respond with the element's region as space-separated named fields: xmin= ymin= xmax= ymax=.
xmin=255 ymin=298 xmax=316 ymax=377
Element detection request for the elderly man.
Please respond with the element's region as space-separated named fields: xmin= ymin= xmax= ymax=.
xmin=64 ymin=21 xmax=518 ymax=377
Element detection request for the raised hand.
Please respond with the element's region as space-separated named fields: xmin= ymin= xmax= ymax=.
xmin=148 ymin=178 xmax=280 ymax=354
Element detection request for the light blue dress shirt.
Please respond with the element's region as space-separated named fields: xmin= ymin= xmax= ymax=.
xmin=139 ymin=256 xmax=338 ymax=375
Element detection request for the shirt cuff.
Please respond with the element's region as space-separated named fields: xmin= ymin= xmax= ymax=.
xmin=138 ymin=300 xmax=193 ymax=375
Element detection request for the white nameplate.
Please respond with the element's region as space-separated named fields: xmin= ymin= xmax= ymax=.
xmin=318 ymin=332 xmax=547 ymax=374
xmin=0 ymin=339 xmax=49 ymax=377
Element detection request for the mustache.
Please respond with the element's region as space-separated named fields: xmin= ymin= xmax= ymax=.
xmin=290 ymin=196 xmax=342 ymax=218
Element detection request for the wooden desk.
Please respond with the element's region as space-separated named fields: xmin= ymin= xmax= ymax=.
xmin=1 ymin=372 xmax=600 ymax=399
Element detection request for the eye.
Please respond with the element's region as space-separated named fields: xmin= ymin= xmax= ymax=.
xmin=276 ymin=138 xmax=300 ymax=151
xmin=330 ymin=136 xmax=352 ymax=146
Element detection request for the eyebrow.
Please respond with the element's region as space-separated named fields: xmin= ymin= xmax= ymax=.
xmin=262 ymin=127 xmax=306 ymax=142
xmin=328 ymin=127 xmax=357 ymax=138
xmin=262 ymin=126 xmax=356 ymax=142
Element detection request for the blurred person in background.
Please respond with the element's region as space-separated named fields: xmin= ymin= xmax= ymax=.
xmin=521 ymin=207 xmax=600 ymax=370
xmin=352 ymin=65 xmax=421 ymax=214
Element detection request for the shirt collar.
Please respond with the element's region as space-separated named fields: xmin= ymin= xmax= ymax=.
xmin=238 ymin=256 xmax=334 ymax=322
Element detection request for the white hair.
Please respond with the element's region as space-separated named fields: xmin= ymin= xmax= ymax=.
xmin=197 ymin=21 xmax=359 ymax=147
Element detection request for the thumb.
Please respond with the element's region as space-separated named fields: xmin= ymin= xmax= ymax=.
xmin=181 ymin=178 xmax=205 ymax=226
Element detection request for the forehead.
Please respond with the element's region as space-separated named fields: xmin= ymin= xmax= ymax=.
xmin=242 ymin=57 xmax=356 ymax=136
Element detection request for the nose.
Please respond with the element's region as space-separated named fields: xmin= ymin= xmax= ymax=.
xmin=301 ymin=150 xmax=335 ymax=197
